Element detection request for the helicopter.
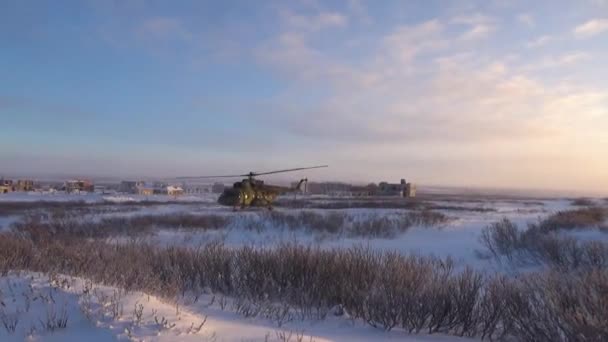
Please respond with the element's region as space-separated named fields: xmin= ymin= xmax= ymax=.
xmin=178 ymin=165 xmax=328 ymax=210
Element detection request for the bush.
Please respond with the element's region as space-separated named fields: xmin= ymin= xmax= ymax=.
xmin=479 ymin=218 xmax=520 ymax=261
xmin=534 ymin=207 xmax=607 ymax=232
xmin=2 ymin=230 xmax=608 ymax=341
xmin=505 ymin=270 xmax=608 ymax=342
xmin=571 ymin=198 xmax=595 ymax=206
xmin=480 ymin=218 xmax=608 ymax=270
xmin=10 ymin=210 xmax=447 ymax=240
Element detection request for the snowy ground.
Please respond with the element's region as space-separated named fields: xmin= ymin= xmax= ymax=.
xmin=0 ymin=191 xmax=217 ymax=204
xmin=0 ymin=272 xmax=474 ymax=342
xmin=1 ymin=192 xmax=606 ymax=340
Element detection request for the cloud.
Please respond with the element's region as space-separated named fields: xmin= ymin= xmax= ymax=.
xmin=517 ymin=13 xmax=535 ymax=28
xmin=347 ymin=0 xmax=372 ymax=24
xmin=460 ymin=24 xmax=494 ymax=40
xmin=255 ymin=10 xmax=607 ymax=154
xmin=524 ymin=51 xmax=591 ymax=70
xmin=451 ymin=13 xmax=496 ymax=40
xmin=574 ymin=18 xmax=608 ymax=38
xmin=383 ymin=20 xmax=446 ymax=63
xmin=135 ymin=17 xmax=193 ymax=43
xmin=590 ymin=0 xmax=608 ymax=7
xmin=280 ymin=9 xmax=348 ymax=32
xmin=527 ymin=35 xmax=555 ymax=48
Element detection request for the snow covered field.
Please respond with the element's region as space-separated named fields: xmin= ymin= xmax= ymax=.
xmin=1 ymin=192 xmax=607 ymax=341
xmin=0 ymin=272 xmax=474 ymax=342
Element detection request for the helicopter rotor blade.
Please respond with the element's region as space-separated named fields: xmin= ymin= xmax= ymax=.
xmin=176 ymin=174 xmax=245 ymax=180
xmin=176 ymin=165 xmax=327 ymax=180
xmin=251 ymin=165 xmax=328 ymax=176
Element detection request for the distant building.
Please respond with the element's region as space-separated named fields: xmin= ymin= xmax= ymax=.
xmin=377 ymin=179 xmax=416 ymax=198
xmin=0 ymin=179 xmax=14 ymax=193
xmin=118 ymin=181 xmax=138 ymax=194
xmin=137 ymin=187 xmax=154 ymax=196
xmin=166 ymin=185 xmax=184 ymax=196
xmin=152 ymin=182 xmax=167 ymax=195
xmin=94 ymin=185 xmax=112 ymax=194
xmin=303 ymin=182 xmax=352 ymax=195
xmin=135 ymin=182 xmax=155 ymax=196
xmin=65 ymin=180 xmax=94 ymax=193
xmin=16 ymin=179 xmax=35 ymax=192
xmin=183 ymin=185 xmax=208 ymax=194
xmin=404 ymin=183 xmax=416 ymax=198
xmin=211 ymin=182 xmax=225 ymax=194
xmin=350 ymin=184 xmax=377 ymax=197
xmin=286 ymin=179 xmax=416 ymax=198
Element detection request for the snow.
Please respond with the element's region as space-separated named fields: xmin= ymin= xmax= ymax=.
xmin=0 ymin=272 xmax=474 ymax=342
xmin=1 ymin=195 xmax=606 ymax=340
xmin=0 ymin=192 xmax=217 ymax=204
xmin=131 ymin=200 xmax=554 ymax=272
xmin=0 ymin=216 xmax=19 ymax=232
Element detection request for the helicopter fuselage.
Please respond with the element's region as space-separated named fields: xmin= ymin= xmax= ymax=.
xmin=217 ymin=178 xmax=305 ymax=209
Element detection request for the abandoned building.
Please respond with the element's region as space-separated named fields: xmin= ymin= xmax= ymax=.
xmin=300 ymin=182 xmax=352 ymax=195
xmin=0 ymin=179 xmax=14 ymax=193
xmin=119 ymin=181 xmax=138 ymax=194
xmin=166 ymin=185 xmax=184 ymax=196
xmin=291 ymin=179 xmax=416 ymax=198
xmin=134 ymin=182 xmax=155 ymax=196
xmin=16 ymin=179 xmax=35 ymax=192
xmin=378 ymin=179 xmax=416 ymax=198
xmin=184 ymin=185 xmax=208 ymax=194
xmin=64 ymin=180 xmax=94 ymax=193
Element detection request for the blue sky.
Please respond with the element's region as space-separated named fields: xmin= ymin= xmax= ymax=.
xmin=1 ymin=0 xmax=607 ymax=193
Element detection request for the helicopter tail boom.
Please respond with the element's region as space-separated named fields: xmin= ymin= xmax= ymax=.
xmin=294 ymin=178 xmax=308 ymax=192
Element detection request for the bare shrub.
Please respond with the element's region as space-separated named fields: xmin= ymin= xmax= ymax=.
xmin=276 ymin=198 xmax=424 ymax=210
xmin=3 ymin=226 xmax=608 ymax=341
xmin=477 ymin=276 xmax=511 ymax=341
xmin=132 ymin=302 xmax=144 ymax=325
xmin=0 ymin=310 xmax=19 ymax=334
xmin=480 ymin=218 xmax=608 ymax=269
xmin=10 ymin=214 xmax=231 ymax=240
xmin=479 ymin=218 xmax=520 ymax=261
xmin=504 ymin=270 xmax=608 ymax=342
xmin=154 ymin=315 xmax=176 ymax=330
xmin=40 ymin=304 xmax=69 ymax=331
xmin=534 ymin=206 xmax=607 ymax=232
xmin=571 ymin=198 xmax=594 ymax=206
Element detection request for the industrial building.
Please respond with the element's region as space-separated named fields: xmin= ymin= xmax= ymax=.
xmin=0 ymin=179 xmax=13 ymax=193
xmin=378 ymin=179 xmax=416 ymax=198
xmin=16 ymin=179 xmax=35 ymax=192
xmin=64 ymin=180 xmax=94 ymax=193
xmin=293 ymin=179 xmax=416 ymax=198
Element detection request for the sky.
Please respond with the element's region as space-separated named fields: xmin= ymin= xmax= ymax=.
xmin=1 ymin=0 xmax=607 ymax=194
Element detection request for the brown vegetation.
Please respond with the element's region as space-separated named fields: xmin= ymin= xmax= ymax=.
xmin=571 ymin=198 xmax=595 ymax=206
xmin=533 ymin=206 xmax=607 ymax=233
xmin=0 ymin=200 xmax=205 ymax=217
xmin=1 ymin=227 xmax=607 ymax=341
xmin=480 ymin=212 xmax=608 ymax=269
xmin=10 ymin=210 xmax=448 ymax=240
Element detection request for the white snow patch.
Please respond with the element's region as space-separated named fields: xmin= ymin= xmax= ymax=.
xmin=0 ymin=273 xmax=475 ymax=342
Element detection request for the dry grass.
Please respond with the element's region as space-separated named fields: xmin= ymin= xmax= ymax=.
xmin=0 ymin=200 xmax=205 ymax=217
xmin=10 ymin=210 xmax=448 ymax=240
xmin=570 ymin=198 xmax=595 ymax=206
xmin=533 ymin=206 xmax=607 ymax=232
xmin=277 ymin=198 xmax=495 ymax=212
xmin=480 ymin=216 xmax=608 ymax=269
xmin=2 ymin=228 xmax=608 ymax=341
